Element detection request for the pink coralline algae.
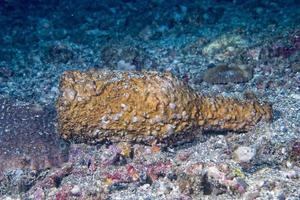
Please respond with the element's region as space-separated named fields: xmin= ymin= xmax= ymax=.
xmin=0 ymin=98 xmax=70 ymax=181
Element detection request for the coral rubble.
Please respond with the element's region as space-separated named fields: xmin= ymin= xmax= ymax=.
xmin=57 ymin=70 xmax=272 ymax=145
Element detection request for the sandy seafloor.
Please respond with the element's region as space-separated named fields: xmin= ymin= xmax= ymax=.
xmin=0 ymin=0 xmax=299 ymax=199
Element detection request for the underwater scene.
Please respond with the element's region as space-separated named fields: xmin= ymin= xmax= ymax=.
xmin=0 ymin=0 xmax=299 ymax=199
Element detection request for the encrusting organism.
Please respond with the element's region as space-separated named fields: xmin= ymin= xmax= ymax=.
xmin=57 ymin=70 xmax=272 ymax=145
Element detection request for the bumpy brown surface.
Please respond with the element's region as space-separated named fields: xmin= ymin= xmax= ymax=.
xmin=57 ymin=70 xmax=272 ymax=144
xmin=0 ymin=98 xmax=69 ymax=180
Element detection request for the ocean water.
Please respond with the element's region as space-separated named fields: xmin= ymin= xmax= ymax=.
xmin=0 ymin=0 xmax=299 ymax=199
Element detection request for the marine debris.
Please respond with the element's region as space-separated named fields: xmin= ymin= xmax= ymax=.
xmin=57 ymin=70 xmax=272 ymax=145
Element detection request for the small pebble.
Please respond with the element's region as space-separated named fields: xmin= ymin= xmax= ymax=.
xmin=286 ymin=161 xmax=293 ymax=168
xmin=290 ymin=94 xmax=300 ymax=100
xmin=70 ymin=185 xmax=81 ymax=196
xmin=167 ymin=171 xmax=177 ymax=181
xmin=177 ymin=151 xmax=191 ymax=161
xmin=245 ymin=191 xmax=260 ymax=200
xmin=233 ymin=146 xmax=256 ymax=163
xmin=277 ymin=193 xmax=286 ymax=200
xmin=282 ymin=170 xmax=298 ymax=179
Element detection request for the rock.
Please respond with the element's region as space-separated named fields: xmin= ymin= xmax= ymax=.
xmin=203 ymin=64 xmax=253 ymax=84
xmin=117 ymin=60 xmax=136 ymax=71
xmin=202 ymin=35 xmax=247 ymax=59
xmin=0 ymin=98 xmax=70 ymax=194
xmin=290 ymin=94 xmax=300 ymax=100
xmin=101 ymin=43 xmax=156 ymax=71
xmin=177 ymin=173 xmax=200 ymax=195
xmin=43 ymin=43 xmax=74 ymax=64
xmin=70 ymin=185 xmax=81 ymax=196
xmin=281 ymin=170 xmax=299 ymax=179
xmin=233 ymin=146 xmax=256 ymax=163
xmin=289 ymin=140 xmax=300 ymax=164
xmin=0 ymin=66 xmax=13 ymax=83
xmin=291 ymin=62 xmax=300 ymax=73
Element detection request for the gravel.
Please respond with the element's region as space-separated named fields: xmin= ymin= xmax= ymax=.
xmin=0 ymin=0 xmax=299 ymax=199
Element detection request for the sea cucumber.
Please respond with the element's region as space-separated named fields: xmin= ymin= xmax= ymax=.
xmin=56 ymin=70 xmax=272 ymax=145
